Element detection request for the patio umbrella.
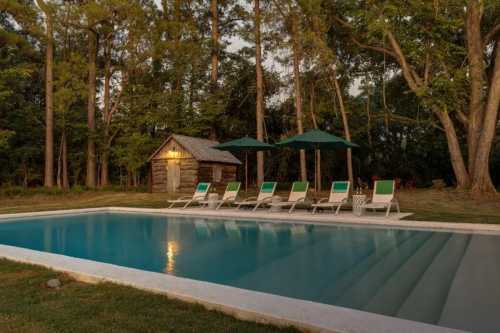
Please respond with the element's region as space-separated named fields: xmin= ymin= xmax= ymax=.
xmin=213 ymin=137 xmax=275 ymax=192
xmin=276 ymin=129 xmax=358 ymax=192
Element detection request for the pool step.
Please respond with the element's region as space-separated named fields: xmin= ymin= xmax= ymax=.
xmin=362 ymin=232 xmax=451 ymax=316
xmin=230 ymin=227 xmax=408 ymax=301
xmin=334 ymin=231 xmax=433 ymax=310
xmin=438 ymin=235 xmax=500 ymax=333
xmin=317 ymin=230 xmax=418 ymax=303
xmin=396 ymin=233 xmax=470 ymax=325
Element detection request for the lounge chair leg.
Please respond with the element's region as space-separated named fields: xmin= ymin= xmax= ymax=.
xmin=335 ymin=204 xmax=342 ymax=215
xmin=216 ymin=200 xmax=225 ymax=210
xmin=253 ymin=203 xmax=261 ymax=212
xmin=312 ymin=206 xmax=317 ymax=214
xmin=386 ymin=204 xmax=391 ymax=217
xmin=288 ymin=204 xmax=296 ymax=214
xmin=396 ymin=201 xmax=400 ymax=214
xmin=183 ymin=200 xmax=192 ymax=210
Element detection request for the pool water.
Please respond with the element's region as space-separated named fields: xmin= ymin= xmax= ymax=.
xmin=0 ymin=213 xmax=499 ymax=332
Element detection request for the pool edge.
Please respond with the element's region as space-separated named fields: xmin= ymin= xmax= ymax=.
xmin=1 ymin=206 xmax=500 ymax=235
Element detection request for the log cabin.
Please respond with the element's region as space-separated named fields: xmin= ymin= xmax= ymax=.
xmin=148 ymin=134 xmax=241 ymax=193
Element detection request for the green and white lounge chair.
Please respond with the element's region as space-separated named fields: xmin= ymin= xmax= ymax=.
xmin=311 ymin=181 xmax=350 ymax=214
xmin=199 ymin=181 xmax=241 ymax=210
xmin=361 ymin=180 xmax=400 ymax=217
xmin=235 ymin=181 xmax=277 ymax=211
xmin=268 ymin=181 xmax=309 ymax=214
xmin=167 ymin=182 xmax=211 ymax=209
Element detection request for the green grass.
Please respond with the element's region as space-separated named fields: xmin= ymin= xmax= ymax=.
xmin=0 ymin=259 xmax=297 ymax=333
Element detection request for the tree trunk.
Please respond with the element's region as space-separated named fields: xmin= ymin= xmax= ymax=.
xmin=471 ymin=40 xmax=500 ymax=194
xmin=57 ymin=133 xmax=62 ymax=188
xmin=254 ymin=0 xmax=265 ymax=186
xmin=332 ymin=73 xmax=354 ymax=188
xmin=366 ymin=87 xmax=372 ymax=147
xmin=101 ymin=36 xmax=111 ymax=188
xmin=435 ymin=110 xmax=471 ymax=189
xmin=291 ymin=13 xmax=307 ymax=182
xmin=38 ymin=0 xmax=54 ymax=188
xmin=57 ymin=132 xmax=69 ymax=190
xmin=86 ymin=29 xmax=97 ymax=188
xmin=61 ymin=131 xmax=68 ymax=189
xmin=208 ymin=0 xmax=219 ymax=140
xmin=310 ymin=82 xmax=321 ymax=192
xmin=210 ymin=0 xmax=219 ymax=86
xmin=465 ymin=0 xmax=485 ymax=176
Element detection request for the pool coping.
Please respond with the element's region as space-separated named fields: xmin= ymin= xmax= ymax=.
xmin=0 ymin=207 xmax=488 ymax=333
xmin=2 ymin=206 xmax=499 ymax=235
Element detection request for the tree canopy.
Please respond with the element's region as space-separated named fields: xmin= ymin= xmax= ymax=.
xmin=0 ymin=0 xmax=499 ymax=192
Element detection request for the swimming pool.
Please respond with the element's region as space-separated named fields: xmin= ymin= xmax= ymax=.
xmin=0 ymin=212 xmax=498 ymax=332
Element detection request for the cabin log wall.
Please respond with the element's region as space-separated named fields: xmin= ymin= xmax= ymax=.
xmin=150 ymin=137 xmax=238 ymax=193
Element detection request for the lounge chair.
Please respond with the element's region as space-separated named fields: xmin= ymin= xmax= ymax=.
xmin=267 ymin=181 xmax=309 ymax=214
xmin=235 ymin=181 xmax=277 ymax=211
xmin=311 ymin=181 xmax=350 ymax=214
xmin=167 ymin=182 xmax=211 ymax=209
xmin=199 ymin=181 xmax=241 ymax=210
xmin=361 ymin=180 xmax=400 ymax=217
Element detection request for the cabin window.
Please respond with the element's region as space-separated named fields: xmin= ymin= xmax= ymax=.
xmin=212 ymin=165 xmax=222 ymax=183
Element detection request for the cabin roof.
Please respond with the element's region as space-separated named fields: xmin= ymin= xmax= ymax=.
xmin=148 ymin=134 xmax=242 ymax=165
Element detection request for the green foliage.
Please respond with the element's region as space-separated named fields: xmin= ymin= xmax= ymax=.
xmin=0 ymin=0 xmax=498 ymax=189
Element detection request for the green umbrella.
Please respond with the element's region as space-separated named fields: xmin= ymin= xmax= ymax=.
xmin=213 ymin=137 xmax=275 ymax=192
xmin=277 ymin=129 xmax=358 ymax=150
xmin=276 ymin=129 xmax=358 ymax=192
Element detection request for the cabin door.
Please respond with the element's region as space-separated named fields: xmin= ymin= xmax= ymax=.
xmin=166 ymin=160 xmax=180 ymax=193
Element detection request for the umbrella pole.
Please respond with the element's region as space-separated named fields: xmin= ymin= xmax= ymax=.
xmin=315 ymin=149 xmax=318 ymax=195
xmin=245 ymin=151 xmax=248 ymax=193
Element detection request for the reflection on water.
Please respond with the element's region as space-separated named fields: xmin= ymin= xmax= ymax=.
xmin=1 ymin=213 xmax=499 ymax=333
xmin=165 ymin=241 xmax=179 ymax=274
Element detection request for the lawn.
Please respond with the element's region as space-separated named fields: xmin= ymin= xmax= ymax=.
xmin=0 ymin=259 xmax=297 ymax=333
xmin=0 ymin=188 xmax=499 ymax=223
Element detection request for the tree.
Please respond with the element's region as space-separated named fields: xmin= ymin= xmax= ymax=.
xmin=254 ymin=0 xmax=265 ymax=186
xmin=332 ymin=0 xmax=500 ymax=193
xmin=270 ymin=0 xmax=308 ymax=182
xmin=36 ymin=0 xmax=55 ymax=187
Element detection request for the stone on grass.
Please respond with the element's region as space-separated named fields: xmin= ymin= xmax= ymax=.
xmin=47 ymin=278 xmax=61 ymax=289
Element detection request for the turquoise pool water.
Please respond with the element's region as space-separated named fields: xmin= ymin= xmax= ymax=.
xmin=0 ymin=213 xmax=499 ymax=332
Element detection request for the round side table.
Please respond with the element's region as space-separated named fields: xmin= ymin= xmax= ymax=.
xmin=207 ymin=193 xmax=219 ymax=210
xmin=352 ymin=194 xmax=366 ymax=216
xmin=269 ymin=196 xmax=282 ymax=212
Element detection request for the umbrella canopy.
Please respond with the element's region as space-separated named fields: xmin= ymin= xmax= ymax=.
xmin=213 ymin=137 xmax=275 ymax=192
xmin=276 ymin=129 xmax=358 ymax=149
xmin=212 ymin=136 xmax=275 ymax=151
xmin=277 ymin=129 xmax=358 ymax=194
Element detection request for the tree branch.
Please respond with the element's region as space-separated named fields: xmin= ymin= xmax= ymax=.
xmin=350 ymin=36 xmax=397 ymax=58
xmin=483 ymin=22 xmax=500 ymax=47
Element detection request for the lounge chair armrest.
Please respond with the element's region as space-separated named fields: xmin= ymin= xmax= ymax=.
xmin=224 ymin=195 xmax=238 ymax=201
xmin=176 ymin=196 xmax=193 ymax=200
xmin=296 ymin=197 xmax=306 ymax=203
xmin=260 ymin=197 xmax=275 ymax=202
xmin=243 ymin=196 xmax=257 ymax=202
xmin=316 ymin=198 xmax=329 ymax=204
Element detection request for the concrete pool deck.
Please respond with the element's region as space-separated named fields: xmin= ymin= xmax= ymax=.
xmin=2 ymin=207 xmax=499 ymax=333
